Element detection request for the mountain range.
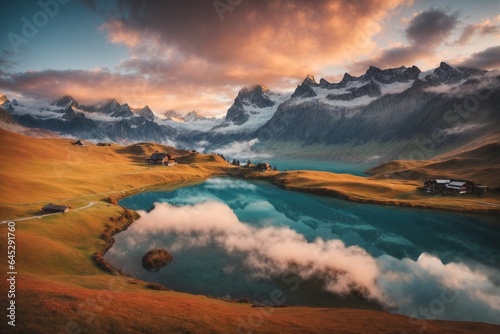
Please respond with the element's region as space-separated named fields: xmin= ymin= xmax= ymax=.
xmin=1 ymin=62 xmax=499 ymax=161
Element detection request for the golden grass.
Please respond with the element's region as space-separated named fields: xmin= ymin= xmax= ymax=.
xmin=368 ymin=135 xmax=500 ymax=189
xmin=0 ymin=127 xmax=499 ymax=333
xmin=232 ymin=169 xmax=500 ymax=215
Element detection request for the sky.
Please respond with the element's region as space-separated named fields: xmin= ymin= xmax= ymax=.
xmin=0 ymin=0 xmax=499 ymax=116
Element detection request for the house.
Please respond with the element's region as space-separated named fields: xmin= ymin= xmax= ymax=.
xmin=256 ymin=163 xmax=271 ymax=172
xmin=423 ymin=178 xmax=486 ymax=196
xmin=145 ymin=151 xmax=177 ymax=165
xmin=42 ymin=203 xmax=71 ymax=214
xmin=424 ymin=179 xmax=450 ymax=194
xmin=445 ymin=181 xmax=467 ymax=195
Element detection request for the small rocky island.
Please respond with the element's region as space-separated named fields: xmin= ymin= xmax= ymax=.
xmin=142 ymin=248 xmax=173 ymax=272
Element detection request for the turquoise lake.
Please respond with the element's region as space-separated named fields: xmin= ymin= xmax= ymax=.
xmin=106 ymin=177 xmax=500 ymax=324
xmin=249 ymin=157 xmax=373 ymax=176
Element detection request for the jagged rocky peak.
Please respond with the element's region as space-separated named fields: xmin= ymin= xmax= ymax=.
xmin=437 ymin=61 xmax=460 ymax=73
xmin=327 ymin=78 xmax=381 ymax=101
xmin=236 ymin=85 xmax=275 ymax=108
xmin=302 ymin=74 xmax=319 ymax=87
xmin=366 ymin=65 xmax=382 ymax=77
xmin=434 ymin=62 xmax=462 ymax=79
xmin=319 ymin=78 xmax=331 ymax=87
xmin=101 ymin=98 xmax=121 ymax=110
xmin=343 ymin=72 xmax=356 ymax=82
xmin=163 ymin=110 xmax=184 ymax=119
xmin=291 ymin=75 xmax=319 ymax=99
xmin=404 ymin=65 xmax=421 ymax=78
xmin=53 ymin=95 xmax=77 ymax=108
xmin=96 ymin=98 xmax=134 ymax=118
xmin=360 ymin=65 xmax=421 ymax=83
xmin=223 ymin=85 xmax=275 ymax=125
xmin=424 ymin=62 xmax=464 ymax=84
xmin=134 ymin=105 xmax=155 ymax=121
xmin=184 ymin=110 xmax=202 ymax=121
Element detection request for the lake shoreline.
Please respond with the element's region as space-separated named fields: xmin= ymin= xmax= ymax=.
xmin=3 ymin=129 xmax=499 ymax=333
xmin=227 ymin=168 xmax=500 ymax=215
xmin=106 ymin=173 xmax=500 ymax=324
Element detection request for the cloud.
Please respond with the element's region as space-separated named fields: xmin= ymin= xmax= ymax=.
xmin=123 ymin=201 xmax=388 ymax=304
xmin=95 ymin=0 xmax=405 ymax=70
xmin=212 ymin=138 xmax=272 ymax=160
xmin=459 ymin=45 xmax=500 ymax=69
xmin=2 ymin=1 xmax=497 ymax=115
xmin=114 ymin=201 xmax=500 ymax=324
xmin=405 ymin=7 xmax=459 ymax=46
xmin=77 ymin=0 xmax=407 ymax=112
xmin=204 ymin=178 xmax=258 ymax=191
xmin=455 ymin=19 xmax=500 ymax=45
xmin=351 ymin=7 xmax=459 ymax=72
xmin=378 ymin=253 xmax=500 ymax=324
xmin=100 ymin=20 xmax=142 ymax=48
xmin=0 ymin=68 xmax=233 ymax=115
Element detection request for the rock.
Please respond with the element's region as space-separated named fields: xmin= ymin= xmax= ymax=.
xmin=141 ymin=248 xmax=173 ymax=271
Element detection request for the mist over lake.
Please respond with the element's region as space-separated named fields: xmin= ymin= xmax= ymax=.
xmin=105 ymin=177 xmax=500 ymax=324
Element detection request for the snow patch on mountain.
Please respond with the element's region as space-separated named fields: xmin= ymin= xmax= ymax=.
xmin=160 ymin=117 xmax=222 ymax=133
xmin=8 ymin=101 xmax=66 ymax=120
xmin=72 ymin=106 xmax=123 ymax=122
xmin=213 ymin=86 xmax=289 ymax=133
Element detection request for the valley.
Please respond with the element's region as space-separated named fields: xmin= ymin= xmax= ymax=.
xmin=1 ymin=61 xmax=499 ymax=332
xmin=0 ymin=125 xmax=499 ymax=333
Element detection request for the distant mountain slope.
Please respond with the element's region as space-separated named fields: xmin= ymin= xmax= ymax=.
xmin=2 ymin=95 xmax=178 ymax=144
xmin=0 ymin=106 xmax=58 ymax=138
xmin=367 ymin=134 xmax=500 ymax=188
xmin=253 ymin=63 xmax=499 ymax=161
xmin=2 ymin=62 xmax=499 ymax=162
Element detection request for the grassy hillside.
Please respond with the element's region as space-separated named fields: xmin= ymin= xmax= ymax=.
xmin=1 ymin=127 xmax=499 ymax=333
xmin=367 ymin=134 xmax=500 ymax=189
xmin=229 ymin=168 xmax=500 ymax=214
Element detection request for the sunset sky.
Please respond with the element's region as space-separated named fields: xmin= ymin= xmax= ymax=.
xmin=1 ymin=0 xmax=499 ymax=116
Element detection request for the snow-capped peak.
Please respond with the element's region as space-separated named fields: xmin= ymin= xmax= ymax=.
xmin=184 ymin=111 xmax=202 ymax=122
xmin=52 ymin=95 xmax=77 ymax=109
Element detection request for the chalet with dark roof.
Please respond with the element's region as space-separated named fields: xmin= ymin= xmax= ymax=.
xmin=423 ymin=179 xmax=487 ymax=196
xmin=424 ymin=179 xmax=450 ymax=194
xmin=145 ymin=151 xmax=177 ymax=166
xmin=42 ymin=203 xmax=71 ymax=214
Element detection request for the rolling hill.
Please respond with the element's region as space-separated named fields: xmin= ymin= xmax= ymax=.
xmin=1 ymin=127 xmax=499 ymax=333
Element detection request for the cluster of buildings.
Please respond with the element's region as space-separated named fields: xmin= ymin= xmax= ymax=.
xmin=423 ymin=179 xmax=487 ymax=195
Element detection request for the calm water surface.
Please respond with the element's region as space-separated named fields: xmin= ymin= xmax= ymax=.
xmin=106 ymin=177 xmax=500 ymax=324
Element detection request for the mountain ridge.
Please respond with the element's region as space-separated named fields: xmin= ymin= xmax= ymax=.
xmin=1 ymin=62 xmax=498 ymax=162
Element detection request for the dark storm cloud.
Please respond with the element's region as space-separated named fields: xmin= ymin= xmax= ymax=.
xmin=88 ymin=0 xmax=406 ymax=78
xmin=459 ymin=45 xmax=500 ymax=69
xmin=351 ymin=7 xmax=461 ymax=72
xmin=405 ymin=7 xmax=459 ymax=46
